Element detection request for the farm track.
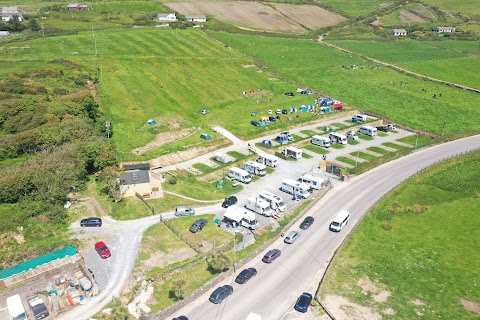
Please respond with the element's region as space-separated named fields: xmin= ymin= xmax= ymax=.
xmin=318 ymin=38 xmax=480 ymax=93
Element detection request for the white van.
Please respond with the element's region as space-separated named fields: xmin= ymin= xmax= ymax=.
xmin=282 ymin=146 xmax=302 ymax=159
xmin=257 ymin=153 xmax=279 ymax=168
xmin=359 ymin=125 xmax=377 ymax=137
xmin=258 ymin=191 xmax=287 ymax=212
xmin=280 ymin=179 xmax=311 ymax=199
xmin=7 ymin=295 xmax=27 ymax=320
xmin=329 ymin=132 xmax=347 ymax=145
xmin=311 ymin=135 xmax=331 ymax=148
xmin=352 ymin=114 xmax=367 ymax=122
xmin=299 ymin=174 xmax=324 ymax=190
xmin=243 ymin=160 xmax=266 ymax=176
xmin=329 ymin=210 xmax=350 ymax=232
xmin=227 ymin=167 xmax=252 ymax=184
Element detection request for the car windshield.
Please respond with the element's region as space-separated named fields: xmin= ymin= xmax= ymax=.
xmin=299 ymin=295 xmax=311 ymax=305
xmin=332 ymin=222 xmax=340 ymax=226
xmin=278 ymin=201 xmax=285 ymax=207
xmin=99 ymin=246 xmax=108 ymax=252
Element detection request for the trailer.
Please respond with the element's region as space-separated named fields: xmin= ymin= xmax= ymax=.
xmin=329 ymin=132 xmax=347 ymax=145
xmin=227 ymin=167 xmax=252 ymax=184
xmin=215 ymin=152 xmax=234 ymax=164
xmin=245 ymin=197 xmax=274 ymax=217
xmin=311 ymin=135 xmax=331 ymax=148
xmin=359 ymin=125 xmax=377 ymax=137
xmin=243 ymin=160 xmax=266 ymax=176
xmin=257 ymin=153 xmax=279 ymax=168
xmin=282 ymin=146 xmax=302 ymax=159
xmin=223 ymin=205 xmax=258 ymax=230
xmin=280 ymin=179 xmax=311 ymax=199
xmin=258 ymin=191 xmax=287 ymax=212
xmin=299 ymin=174 xmax=324 ymax=190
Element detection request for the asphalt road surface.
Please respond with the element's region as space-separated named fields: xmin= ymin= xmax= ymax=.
xmin=171 ymin=135 xmax=480 ymax=320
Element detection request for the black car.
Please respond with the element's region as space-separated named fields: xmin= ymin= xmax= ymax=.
xmin=262 ymin=249 xmax=281 ymax=263
xmin=235 ymin=268 xmax=257 ymax=284
xmin=222 ymin=196 xmax=238 ymax=208
xmin=172 ymin=317 xmax=188 ymax=320
xmin=209 ymin=285 xmax=233 ymax=304
xmin=189 ymin=218 xmax=208 ymax=233
xmin=251 ymin=120 xmax=261 ymax=127
xmin=282 ymin=109 xmax=288 ymax=114
xmin=294 ymin=292 xmax=313 ymax=313
xmin=80 ymin=217 xmax=102 ymax=227
xmin=299 ymin=216 xmax=314 ymax=230
xmin=284 ymin=92 xmax=294 ymax=96
xmin=376 ymin=125 xmax=390 ymax=132
xmin=268 ymin=116 xmax=277 ymax=122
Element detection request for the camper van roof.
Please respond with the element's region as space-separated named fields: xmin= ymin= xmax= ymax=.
xmin=312 ymin=135 xmax=329 ymax=140
xmin=333 ymin=210 xmax=350 ymax=223
xmin=302 ymin=174 xmax=324 ymax=181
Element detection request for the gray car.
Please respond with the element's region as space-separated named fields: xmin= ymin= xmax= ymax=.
xmin=189 ymin=218 xmax=208 ymax=233
xmin=175 ymin=206 xmax=195 ymax=217
xmin=284 ymin=231 xmax=300 ymax=244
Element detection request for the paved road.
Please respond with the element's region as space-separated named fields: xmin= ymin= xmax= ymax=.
xmin=170 ymin=135 xmax=480 ymax=320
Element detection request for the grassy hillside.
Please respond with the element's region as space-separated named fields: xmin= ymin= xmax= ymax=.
xmin=209 ymin=32 xmax=480 ymax=135
xmin=320 ymin=151 xmax=480 ymax=319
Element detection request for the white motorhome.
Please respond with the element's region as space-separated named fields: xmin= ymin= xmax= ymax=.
xmin=258 ymin=191 xmax=287 ymax=212
xmin=346 ymin=130 xmax=358 ymax=140
xmin=7 ymin=295 xmax=27 ymax=320
xmin=352 ymin=114 xmax=367 ymax=122
xmin=243 ymin=160 xmax=266 ymax=176
xmin=329 ymin=132 xmax=347 ymax=145
xmin=329 ymin=210 xmax=350 ymax=232
xmin=215 ymin=152 xmax=234 ymax=164
xmin=257 ymin=153 xmax=279 ymax=168
xmin=223 ymin=205 xmax=258 ymax=230
xmin=359 ymin=125 xmax=377 ymax=137
xmin=227 ymin=167 xmax=252 ymax=184
xmin=280 ymin=179 xmax=311 ymax=199
xmin=311 ymin=135 xmax=331 ymax=148
xmin=245 ymin=197 xmax=274 ymax=217
xmin=299 ymin=174 xmax=324 ymax=190
xmin=282 ymin=146 xmax=302 ymax=159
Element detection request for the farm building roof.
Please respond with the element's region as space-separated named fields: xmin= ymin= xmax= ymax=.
xmin=120 ymin=170 xmax=150 ymax=185
xmin=123 ymin=163 xmax=150 ymax=171
xmin=392 ymin=28 xmax=407 ymax=33
xmin=185 ymin=15 xmax=206 ymax=19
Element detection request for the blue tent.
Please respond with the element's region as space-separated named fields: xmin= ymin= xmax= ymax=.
xmin=200 ymin=133 xmax=212 ymax=140
xmin=300 ymin=105 xmax=308 ymax=112
xmin=262 ymin=140 xmax=273 ymax=146
xmin=147 ymin=119 xmax=157 ymax=125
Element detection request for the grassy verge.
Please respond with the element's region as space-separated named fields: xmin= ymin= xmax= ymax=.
xmin=320 ymin=151 xmax=480 ymax=319
xmin=300 ymin=130 xmax=320 ymax=137
xmin=351 ymin=152 xmax=377 ymax=161
xmin=163 ymin=174 xmax=242 ymax=200
xmin=382 ymin=142 xmax=404 ymax=149
xmin=366 ymin=147 xmax=390 ymax=155
xmin=377 ymin=132 xmax=388 ymax=137
xmin=348 ymin=139 xmax=360 ymax=145
xmin=336 ymin=156 xmax=357 ymax=167
xmin=147 ymin=194 xmax=206 ymax=214
xmin=303 ymin=144 xmax=329 ymax=155
xmin=303 ymin=152 xmax=313 ymax=159
xmin=398 ymin=135 xmax=433 ymax=148
xmin=358 ymin=134 xmax=374 ymax=141
xmin=330 ymin=143 xmax=345 ymax=149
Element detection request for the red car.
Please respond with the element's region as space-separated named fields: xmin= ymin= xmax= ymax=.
xmin=95 ymin=241 xmax=111 ymax=259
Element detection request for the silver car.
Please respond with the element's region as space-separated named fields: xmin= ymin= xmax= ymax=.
xmin=284 ymin=231 xmax=300 ymax=244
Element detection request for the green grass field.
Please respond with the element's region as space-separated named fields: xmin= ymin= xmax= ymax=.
xmin=382 ymin=142 xmax=405 ymax=149
xmin=320 ymin=151 xmax=480 ymax=319
xmin=163 ymin=174 xmax=241 ymax=201
xmin=366 ymin=146 xmax=390 ymax=154
xmin=303 ymin=144 xmax=330 ymax=154
xmin=336 ymin=156 xmax=357 ymax=166
xmin=209 ymin=32 xmax=480 ymax=135
xmin=351 ymin=151 xmax=377 ymax=161
xmin=320 ymin=0 xmax=396 ymax=17
xmin=421 ymin=0 xmax=480 ymax=17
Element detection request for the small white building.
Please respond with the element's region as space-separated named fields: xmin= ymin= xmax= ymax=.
xmin=390 ymin=28 xmax=407 ymax=36
xmin=1 ymin=6 xmax=24 ymax=22
xmin=185 ymin=14 xmax=207 ymax=22
xmin=434 ymin=27 xmax=455 ymax=33
xmin=157 ymin=13 xmax=177 ymax=21
xmin=0 ymin=31 xmax=9 ymax=37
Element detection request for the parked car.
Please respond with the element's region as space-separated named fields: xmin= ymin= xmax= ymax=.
xmin=284 ymin=92 xmax=294 ymax=97
xmin=276 ymin=109 xmax=282 ymax=114
xmin=386 ymin=124 xmax=395 ymax=130
xmin=189 ymin=218 xmax=208 ymax=233
xmin=172 ymin=317 xmax=188 ymax=320
xmin=282 ymin=109 xmax=288 ymax=114
xmin=222 ymin=196 xmax=238 ymax=208
xmin=251 ymin=120 xmax=261 ymax=127
xmin=95 ymin=241 xmax=111 ymax=259
xmin=376 ymin=125 xmax=390 ymax=132
xmin=201 ymin=109 xmax=209 ymax=115
xmin=268 ymin=116 xmax=277 ymax=122
xmin=262 ymin=249 xmax=281 ymax=263
xmin=284 ymin=231 xmax=300 ymax=244
xmin=299 ymin=216 xmax=314 ymax=230
xmin=175 ymin=206 xmax=195 ymax=217
xmin=209 ymin=285 xmax=233 ymax=304
xmin=294 ymin=292 xmax=313 ymax=313
xmin=80 ymin=217 xmax=102 ymax=227
xmin=268 ymin=110 xmax=273 ymax=114
xmin=235 ymin=268 xmax=257 ymax=284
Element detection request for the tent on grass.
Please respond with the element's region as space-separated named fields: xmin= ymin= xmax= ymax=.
xmin=200 ymin=133 xmax=211 ymax=140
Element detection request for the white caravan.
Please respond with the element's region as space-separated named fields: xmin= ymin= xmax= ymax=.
xmin=280 ymin=179 xmax=311 ymax=199
xmin=282 ymin=146 xmax=302 ymax=159
xmin=257 ymin=153 xmax=279 ymax=168
xmin=215 ymin=152 xmax=234 ymax=164
xmin=352 ymin=114 xmax=367 ymax=122
xmin=243 ymin=160 xmax=266 ymax=176
xmin=258 ymin=191 xmax=287 ymax=212
xmin=223 ymin=205 xmax=258 ymax=230
xmin=329 ymin=132 xmax=347 ymax=145
xmin=299 ymin=174 xmax=324 ymax=190
xmin=245 ymin=197 xmax=274 ymax=217
xmin=329 ymin=210 xmax=350 ymax=232
xmin=7 ymin=295 xmax=27 ymax=320
xmin=227 ymin=167 xmax=252 ymax=184
xmin=311 ymin=135 xmax=331 ymax=148
xmin=346 ymin=130 xmax=358 ymax=140
xmin=359 ymin=125 xmax=377 ymax=137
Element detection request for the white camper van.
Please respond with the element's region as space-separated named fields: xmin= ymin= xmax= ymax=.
xmin=280 ymin=179 xmax=311 ymax=199
xmin=245 ymin=197 xmax=274 ymax=217
xmin=352 ymin=114 xmax=367 ymax=122
xmin=311 ymin=135 xmax=331 ymax=148
xmin=359 ymin=125 xmax=377 ymax=137
xmin=299 ymin=174 xmax=324 ymax=190
xmin=223 ymin=205 xmax=258 ymax=230
xmin=243 ymin=160 xmax=266 ymax=176
xmin=258 ymin=191 xmax=287 ymax=212
xmin=346 ymin=130 xmax=358 ymax=140
xmin=329 ymin=132 xmax=347 ymax=145
xmin=7 ymin=295 xmax=27 ymax=320
xmin=227 ymin=167 xmax=252 ymax=184
xmin=329 ymin=210 xmax=350 ymax=232
xmin=282 ymin=146 xmax=302 ymax=159
xmin=257 ymin=153 xmax=279 ymax=168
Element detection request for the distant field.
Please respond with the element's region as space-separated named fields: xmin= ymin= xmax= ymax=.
xmin=321 ymin=151 xmax=480 ymax=319
xmin=320 ymin=0 xmax=396 ymax=17
xmin=379 ymin=3 xmax=437 ymax=25
xmin=421 ymin=0 xmax=480 ymax=17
